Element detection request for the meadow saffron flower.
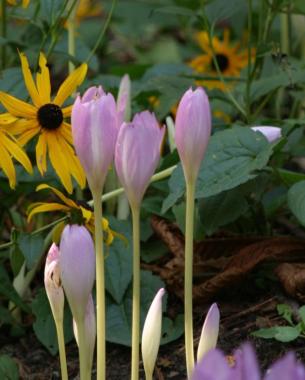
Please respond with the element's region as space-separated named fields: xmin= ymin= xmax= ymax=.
xmin=44 ymin=243 xmax=64 ymax=324
xmin=71 ymin=86 xmax=119 ymax=193
xmin=0 ymin=53 xmax=87 ymax=193
xmin=0 ymin=122 xmax=32 ymax=188
xmin=197 ymin=303 xmax=220 ymax=362
xmin=192 ymin=343 xmax=305 ymax=380
xmin=251 ymin=126 xmax=282 ymax=143
xmin=60 ymin=224 xmax=95 ymax=323
xmin=175 ymin=87 xmax=211 ymax=183
xmin=189 ymin=30 xmax=252 ymax=90
xmin=141 ymin=288 xmax=165 ymax=380
xmin=115 ymin=111 xmax=165 ymax=208
xmin=27 ymin=184 xmax=115 ymax=245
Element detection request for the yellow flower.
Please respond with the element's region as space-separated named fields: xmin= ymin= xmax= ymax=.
xmin=76 ymin=0 xmax=102 ymax=22
xmin=0 ymin=53 xmax=87 ymax=193
xmin=189 ymin=30 xmax=252 ymax=90
xmin=28 ymin=184 xmax=115 ymax=245
xmin=6 ymin=0 xmax=29 ymax=7
xmin=0 ymin=113 xmax=32 ymax=188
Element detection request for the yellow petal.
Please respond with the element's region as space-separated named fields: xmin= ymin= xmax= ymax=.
xmin=6 ymin=119 xmax=36 ymax=135
xmin=36 ymin=53 xmax=51 ymax=104
xmin=79 ymin=206 xmax=92 ymax=223
xmin=22 ymin=0 xmax=29 ymax=8
xmin=27 ymin=203 xmax=70 ymax=222
xmin=1 ymin=132 xmax=32 ymax=174
xmin=62 ymin=105 xmax=72 ymax=118
xmin=17 ymin=126 xmax=39 ymax=146
xmin=36 ymin=183 xmax=77 ymax=209
xmin=57 ymin=129 xmax=86 ymax=188
xmin=36 ymin=132 xmax=47 ymax=174
xmin=19 ymin=52 xmax=42 ymax=108
xmin=0 ymin=91 xmax=37 ymax=118
xmin=59 ymin=122 xmax=73 ymax=145
xmin=53 ymin=63 xmax=88 ymax=106
xmin=0 ymin=144 xmax=16 ymax=188
xmin=0 ymin=113 xmax=18 ymax=125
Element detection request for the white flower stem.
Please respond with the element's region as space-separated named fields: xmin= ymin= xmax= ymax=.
xmin=55 ymin=321 xmax=68 ymax=380
xmin=185 ymin=181 xmax=195 ymax=377
xmin=77 ymin=319 xmax=89 ymax=380
xmin=92 ymin=190 xmax=106 ymax=380
xmin=131 ymin=206 xmax=141 ymax=380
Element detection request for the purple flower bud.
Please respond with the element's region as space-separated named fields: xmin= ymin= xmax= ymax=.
xmin=197 ymin=303 xmax=220 ymax=362
xmin=59 ymin=225 xmax=95 ymax=323
xmin=115 ymin=111 xmax=165 ymax=208
xmin=72 ymin=86 xmax=119 ymax=192
xmin=44 ymin=243 xmax=64 ymax=323
xmin=175 ymin=87 xmax=211 ymax=183
xmin=251 ymin=126 xmax=282 ymax=143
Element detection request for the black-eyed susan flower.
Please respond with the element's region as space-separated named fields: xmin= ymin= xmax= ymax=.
xmin=6 ymin=0 xmax=29 ymax=7
xmin=189 ymin=30 xmax=252 ymax=90
xmin=0 ymin=53 xmax=87 ymax=193
xmin=28 ymin=184 xmax=115 ymax=245
xmin=0 ymin=113 xmax=32 ymax=188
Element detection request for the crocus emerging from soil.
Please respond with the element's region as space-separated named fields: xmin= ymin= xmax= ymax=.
xmin=115 ymin=110 xmax=165 ymax=209
xmin=197 ymin=303 xmax=220 ymax=362
xmin=174 ymin=87 xmax=212 ymax=378
xmin=141 ymin=288 xmax=165 ymax=380
xmin=117 ymin=74 xmax=131 ymax=126
xmin=191 ymin=343 xmax=305 ymax=380
xmin=175 ymin=87 xmax=211 ymax=183
xmin=71 ymin=85 xmax=118 ymax=193
xmin=44 ymin=243 xmax=68 ymax=380
xmin=251 ymin=126 xmax=282 ymax=143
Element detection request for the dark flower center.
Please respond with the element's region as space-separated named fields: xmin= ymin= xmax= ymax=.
xmin=37 ymin=103 xmax=63 ymax=130
xmin=211 ymin=53 xmax=229 ymax=72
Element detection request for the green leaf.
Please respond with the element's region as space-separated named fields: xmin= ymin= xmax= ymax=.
xmin=105 ymin=219 xmax=132 ymax=304
xmin=252 ymin=327 xmax=278 ymax=339
xmin=106 ymin=271 xmax=164 ymax=346
xmin=298 ymin=306 xmax=305 ymax=325
xmin=0 ymin=355 xmax=19 ymax=380
xmin=17 ymin=233 xmax=44 ymax=270
xmin=277 ymin=169 xmax=305 ymax=186
xmin=162 ymin=127 xmax=275 ymax=212
xmin=277 ymin=304 xmax=293 ymax=325
xmin=274 ymin=326 xmax=300 ymax=342
xmin=161 ymin=314 xmax=184 ymax=344
xmin=32 ymin=289 xmax=73 ymax=355
xmin=288 ymin=181 xmax=305 ymax=226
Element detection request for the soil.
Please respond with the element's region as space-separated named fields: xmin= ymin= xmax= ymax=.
xmin=2 ymin=282 xmax=305 ymax=379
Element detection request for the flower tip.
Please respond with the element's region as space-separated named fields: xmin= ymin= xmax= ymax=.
xmin=251 ymin=126 xmax=282 ymax=143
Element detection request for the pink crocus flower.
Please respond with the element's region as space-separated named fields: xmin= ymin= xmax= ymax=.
xmin=115 ymin=111 xmax=165 ymax=208
xmin=175 ymin=87 xmax=212 ymax=183
xmin=71 ymin=86 xmax=119 ymax=193
xmin=197 ymin=303 xmax=220 ymax=362
xmin=44 ymin=243 xmax=64 ymax=323
xmin=251 ymin=126 xmax=282 ymax=143
xmin=59 ymin=225 xmax=95 ymax=323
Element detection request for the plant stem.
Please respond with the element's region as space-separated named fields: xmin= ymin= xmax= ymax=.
xmin=185 ymin=180 xmax=195 ymax=378
xmin=77 ymin=320 xmax=89 ymax=380
xmin=1 ymin=0 xmax=7 ymax=70
xmin=92 ymin=191 xmax=106 ymax=380
xmin=131 ymin=206 xmax=140 ymax=380
xmin=55 ymin=321 xmax=68 ymax=380
xmin=67 ymin=0 xmax=78 ymax=73
xmin=246 ymin=0 xmax=253 ymax=122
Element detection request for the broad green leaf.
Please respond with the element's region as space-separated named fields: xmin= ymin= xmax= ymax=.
xmin=161 ymin=314 xmax=184 ymax=344
xmin=32 ymin=289 xmax=73 ymax=355
xmin=106 ymin=271 xmax=165 ymax=346
xmin=252 ymin=327 xmax=278 ymax=339
xmin=105 ymin=219 xmax=132 ymax=304
xmin=17 ymin=233 xmax=44 ymax=270
xmin=274 ymin=326 xmax=300 ymax=342
xmin=277 ymin=304 xmax=293 ymax=325
xmin=162 ymin=127 xmax=275 ymax=212
xmin=298 ymin=306 xmax=305 ymax=325
xmin=288 ymin=181 xmax=305 ymax=226
xmin=0 ymin=355 xmax=19 ymax=380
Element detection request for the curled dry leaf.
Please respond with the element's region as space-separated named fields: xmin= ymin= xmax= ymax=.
xmin=275 ymin=263 xmax=305 ymax=302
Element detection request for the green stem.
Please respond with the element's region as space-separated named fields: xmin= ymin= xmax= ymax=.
xmin=185 ymin=181 xmax=195 ymax=378
xmin=85 ymin=0 xmax=117 ymax=63
xmin=1 ymin=0 xmax=7 ymax=70
xmin=131 ymin=206 xmax=140 ymax=380
xmin=77 ymin=320 xmax=89 ymax=380
xmin=55 ymin=321 xmax=68 ymax=380
xmin=246 ymin=0 xmax=252 ymax=122
xmin=67 ymin=0 xmax=78 ymax=73
xmin=92 ymin=191 xmax=106 ymax=380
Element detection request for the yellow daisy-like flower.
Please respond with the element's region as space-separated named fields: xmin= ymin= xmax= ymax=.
xmin=6 ymin=0 xmax=29 ymax=7
xmin=28 ymin=184 xmax=115 ymax=245
xmin=189 ymin=30 xmax=252 ymax=90
xmin=0 ymin=113 xmax=32 ymax=188
xmin=0 ymin=53 xmax=87 ymax=194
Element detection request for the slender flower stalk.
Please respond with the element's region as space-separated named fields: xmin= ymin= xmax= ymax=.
xmin=44 ymin=243 xmax=68 ymax=380
xmin=72 ymin=86 xmax=119 ymax=380
xmin=115 ymin=111 xmax=165 ymax=380
xmin=175 ymin=87 xmax=211 ymax=378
